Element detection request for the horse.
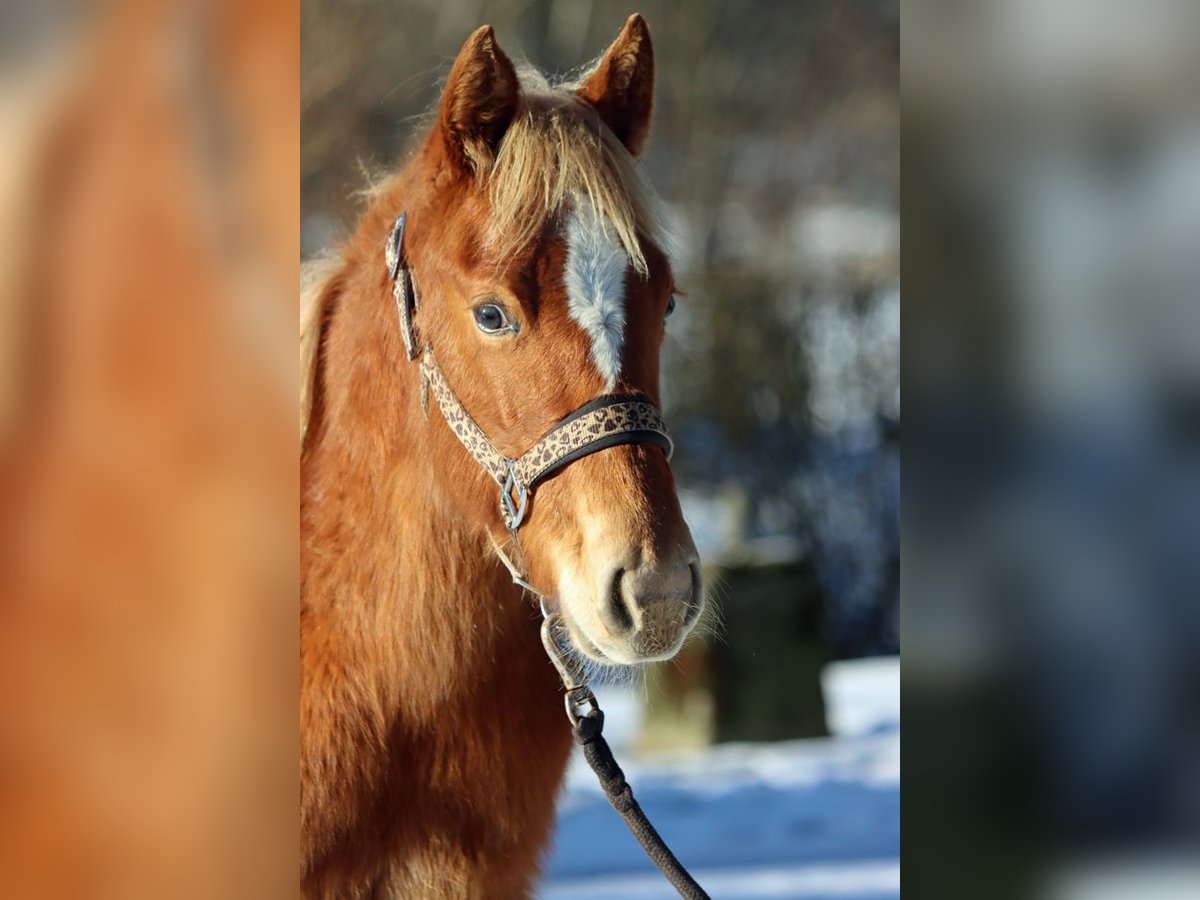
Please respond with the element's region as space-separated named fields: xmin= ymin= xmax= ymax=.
xmin=300 ymin=15 xmax=703 ymax=897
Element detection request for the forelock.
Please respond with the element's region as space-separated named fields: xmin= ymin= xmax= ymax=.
xmin=481 ymin=71 xmax=668 ymax=276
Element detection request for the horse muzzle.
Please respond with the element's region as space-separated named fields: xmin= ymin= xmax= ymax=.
xmin=557 ymin=545 xmax=704 ymax=665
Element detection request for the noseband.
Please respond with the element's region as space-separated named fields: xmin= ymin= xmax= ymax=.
xmin=386 ymin=213 xmax=673 ymax=531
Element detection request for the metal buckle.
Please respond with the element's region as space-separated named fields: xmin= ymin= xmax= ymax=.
xmin=386 ymin=212 xmax=405 ymax=280
xmin=500 ymin=461 xmax=528 ymax=531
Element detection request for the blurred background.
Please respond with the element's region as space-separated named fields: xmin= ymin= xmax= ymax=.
xmin=302 ymin=1 xmax=899 ymax=897
xmin=906 ymin=1 xmax=1200 ymax=899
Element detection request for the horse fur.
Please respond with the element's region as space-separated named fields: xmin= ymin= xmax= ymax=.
xmin=301 ymin=15 xmax=691 ymax=898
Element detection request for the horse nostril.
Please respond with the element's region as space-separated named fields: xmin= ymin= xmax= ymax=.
xmin=605 ymin=567 xmax=635 ymax=635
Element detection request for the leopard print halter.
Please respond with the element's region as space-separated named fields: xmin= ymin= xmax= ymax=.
xmin=387 ymin=213 xmax=673 ymax=531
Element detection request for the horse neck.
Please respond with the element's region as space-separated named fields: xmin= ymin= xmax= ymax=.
xmin=300 ymin=207 xmax=524 ymax=721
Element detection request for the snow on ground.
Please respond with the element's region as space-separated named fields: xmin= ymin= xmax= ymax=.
xmin=821 ymin=657 xmax=901 ymax=739
xmin=538 ymin=657 xmax=899 ymax=899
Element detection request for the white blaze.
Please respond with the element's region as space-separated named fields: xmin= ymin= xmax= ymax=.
xmin=563 ymin=200 xmax=628 ymax=391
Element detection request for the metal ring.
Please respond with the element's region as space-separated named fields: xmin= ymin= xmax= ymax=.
xmin=564 ymin=686 xmax=598 ymax=725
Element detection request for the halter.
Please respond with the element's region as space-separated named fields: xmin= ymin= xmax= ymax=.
xmin=385 ymin=213 xmax=674 ymax=532
xmin=385 ymin=212 xmax=710 ymax=900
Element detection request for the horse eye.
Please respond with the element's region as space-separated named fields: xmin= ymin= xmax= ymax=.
xmin=473 ymin=303 xmax=514 ymax=335
xmin=665 ymin=294 xmax=677 ymax=319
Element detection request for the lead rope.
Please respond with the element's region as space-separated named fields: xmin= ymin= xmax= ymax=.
xmin=490 ymin=538 xmax=712 ymax=900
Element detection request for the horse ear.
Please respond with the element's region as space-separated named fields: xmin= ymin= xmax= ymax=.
xmin=576 ymin=14 xmax=654 ymax=157
xmin=438 ymin=25 xmax=520 ymax=176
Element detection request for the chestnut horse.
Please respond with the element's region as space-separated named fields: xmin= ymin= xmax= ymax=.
xmin=301 ymin=15 xmax=702 ymax=897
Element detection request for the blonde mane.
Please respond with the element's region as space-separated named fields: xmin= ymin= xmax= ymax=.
xmin=482 ymin=76 xmax=668 ymax=275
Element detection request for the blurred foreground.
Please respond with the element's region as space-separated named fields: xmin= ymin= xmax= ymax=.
xmin=0 ymin=3 xmax=297 ymax=898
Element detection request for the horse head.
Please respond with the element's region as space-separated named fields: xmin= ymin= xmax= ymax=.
xmin=393 ymin=16 xmax=702 ymax=666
